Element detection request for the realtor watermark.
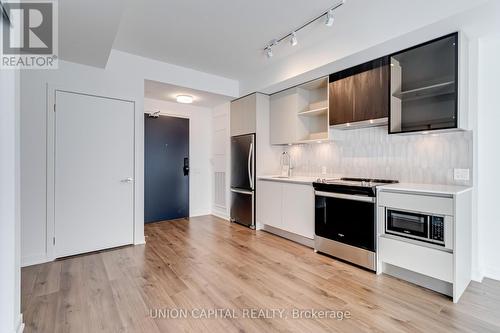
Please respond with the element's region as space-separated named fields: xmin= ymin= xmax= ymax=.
xmin=149 ymin=308 xmax=352 ymax=321
xmin=1 ymin=0 xmax=58 ymax=69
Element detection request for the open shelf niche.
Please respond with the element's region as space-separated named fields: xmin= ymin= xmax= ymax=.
xmin=296 ymin=77 xmax=329 ymax=142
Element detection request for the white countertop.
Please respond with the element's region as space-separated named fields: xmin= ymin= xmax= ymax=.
xmin=258 ymin=177 xmax=473 ymax=194
xmin=378 ymin=182 xmax=472 ymax=196
xmin=257 ymin=175 xmax=317 ymax=185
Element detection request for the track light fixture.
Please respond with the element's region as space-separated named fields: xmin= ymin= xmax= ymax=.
xmin=262 ymin=0 xmax=346 ymax=58
xmin=290 ymin=32 xmax=298 ymax=46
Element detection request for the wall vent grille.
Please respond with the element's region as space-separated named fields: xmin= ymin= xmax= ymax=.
xmin=214 ymin=172 xmax=226 ymax=208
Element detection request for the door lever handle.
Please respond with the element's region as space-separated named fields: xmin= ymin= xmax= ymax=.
xmin=121 ymin=177 xmax=134 ymax=183
xmin=183 ymin=157 xmax=189 ymax=176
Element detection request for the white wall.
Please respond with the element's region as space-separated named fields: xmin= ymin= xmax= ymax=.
xmin=212 ymin=103 xmax=231 ymax=219
xmin=0 ymin=65 xmax=23 ymax=332
xmin=108 ymin=50 xmax=238 ymax=98
xmin=20 ymin=52 xmax=238 ymax=266
xmin=144 ymin=98 xmax=213 ymax=217
xmin=477 ymin=35 xmax=500 ymax=280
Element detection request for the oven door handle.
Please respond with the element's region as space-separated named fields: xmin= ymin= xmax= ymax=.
xmin=315 ymin=191 xmax=376 ymax=203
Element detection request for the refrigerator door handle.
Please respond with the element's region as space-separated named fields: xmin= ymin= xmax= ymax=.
xmin=248 ymin=142 xmax=254 ymax=189
xmin=230 ymin=188 xmax=253 ymax=195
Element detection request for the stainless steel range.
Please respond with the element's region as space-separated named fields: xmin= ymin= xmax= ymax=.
xmin=313 ymin=177 xmax=398 ymax=271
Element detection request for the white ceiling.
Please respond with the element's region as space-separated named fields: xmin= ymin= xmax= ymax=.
xmin=58 ymin=0 xmax=129 ymax=67
xmin=144 ymin=80 xmax=233 ymax=108
xmin=57 ymin=0 xmax=495 ymax=92
xmin=112 ymin=0 xmax=489 ymax=82
xmin=113 ymin=0 xmax=337 ymax=79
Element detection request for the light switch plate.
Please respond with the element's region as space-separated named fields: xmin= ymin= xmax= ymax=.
xmin=321 ymin=166 xmax=327 ymax=175
xmin=454 ymin=168 xmax=470 ymax=181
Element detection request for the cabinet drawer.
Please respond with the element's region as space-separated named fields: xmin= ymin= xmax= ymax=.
xmin=379 ymin=236 xmax=453 ymax=282
xmin=379 ymin=191 xmax=454 ymax=216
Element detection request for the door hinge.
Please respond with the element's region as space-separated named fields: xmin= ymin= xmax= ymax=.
xmin=53 ymin=237 xmax=55 ymax=245
xmin=53 ymin=104 xmax=56 ymax=112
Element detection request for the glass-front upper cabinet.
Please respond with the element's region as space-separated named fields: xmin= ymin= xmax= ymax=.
xmin=389 ymin=33 xmax=459 ymax=134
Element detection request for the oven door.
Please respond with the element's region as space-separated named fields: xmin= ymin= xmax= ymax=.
xmin=315 ymin=192 xmax=376 ymax=252
xmin=386 ymin=209 xmax=429 ymax=239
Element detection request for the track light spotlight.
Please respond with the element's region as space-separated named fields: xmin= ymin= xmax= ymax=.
xmin=325 ymin=9 xmax=334 ymax=26
xmin=290 ymin=32 xmax=298 ymax=46
xmin=265 ymin=47 xmax=273 ymax=58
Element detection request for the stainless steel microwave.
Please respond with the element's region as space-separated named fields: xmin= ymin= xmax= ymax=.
xmin=385 ymin=209 xmax=453 ymax=250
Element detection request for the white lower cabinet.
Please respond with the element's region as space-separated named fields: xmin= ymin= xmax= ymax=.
xmin=282 ymin=183 xmax=315 ymax=239
xmin=377 ymin=185 xmax=472 ymax=303
xmin=257 ymin=180 xmax=283 ymax=229
xmin=257 ymin=180 xmax=314 ymax=240
xmin=378 ymin=236 xmax=453 ymax=283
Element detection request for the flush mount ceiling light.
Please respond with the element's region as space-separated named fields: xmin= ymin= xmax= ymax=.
xmin=263 ymin=0 xmax=346 ymax=58
xmin=176 ymin=95 xmax=193 ymax=104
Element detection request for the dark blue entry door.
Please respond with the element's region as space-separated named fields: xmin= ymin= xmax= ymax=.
xmin=144 ymin=115 xmax=189 ymax=223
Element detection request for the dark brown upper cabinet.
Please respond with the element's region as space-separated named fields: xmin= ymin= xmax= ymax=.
xmin=329 ymin=57 xmax=389 ymax=127
xmin=354 ymin=65 xmax=389 ymax=122
xmin=329 ymin=75 xmax=354 ymax=125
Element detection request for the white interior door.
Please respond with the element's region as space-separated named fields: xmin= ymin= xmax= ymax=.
xmin=54 ymin=91 xmax=134 ymax=258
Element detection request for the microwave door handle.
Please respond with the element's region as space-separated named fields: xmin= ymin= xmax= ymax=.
xmin=427 ymin=216 xmax=431 ymax=238
xmin=385 ymin=208 xmax=389 ymax=233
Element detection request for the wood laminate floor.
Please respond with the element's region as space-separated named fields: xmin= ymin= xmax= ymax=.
xmin=22 ymin=215 xmax=500 ymax=333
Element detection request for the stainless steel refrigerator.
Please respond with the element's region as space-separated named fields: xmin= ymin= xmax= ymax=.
xmin=230 ymin=134 xmax=255 ymax=228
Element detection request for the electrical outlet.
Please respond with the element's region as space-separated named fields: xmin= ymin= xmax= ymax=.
xmin=454 ymin=168 xmax=470 ymax=182
xmin=321 ymin=166 xmax=327 ymax=175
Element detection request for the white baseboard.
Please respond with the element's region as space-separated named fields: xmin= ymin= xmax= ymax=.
xmin=134 ymin=239 xmax=146 ymax=245
xmin=190 ymin=210 xmax=212 ymax=218
xmin=483 ymin=266 xmax=500 ymax=282
xmin=21 ymin=254 xmax=50 ymax=267
xmin=15 ymin=314 xmax=24 ymax=333
xmin=211 ymin=210 xmax=229 ymax=221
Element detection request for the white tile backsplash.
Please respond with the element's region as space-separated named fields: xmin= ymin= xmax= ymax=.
xmin=284 ymin=126 xmax=472 ymax=185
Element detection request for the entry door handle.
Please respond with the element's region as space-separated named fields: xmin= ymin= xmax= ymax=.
xmin=183 ymin=157 xmax=189 ymax=176
xmin=121 ymin=177 xmax=134 ymax=183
